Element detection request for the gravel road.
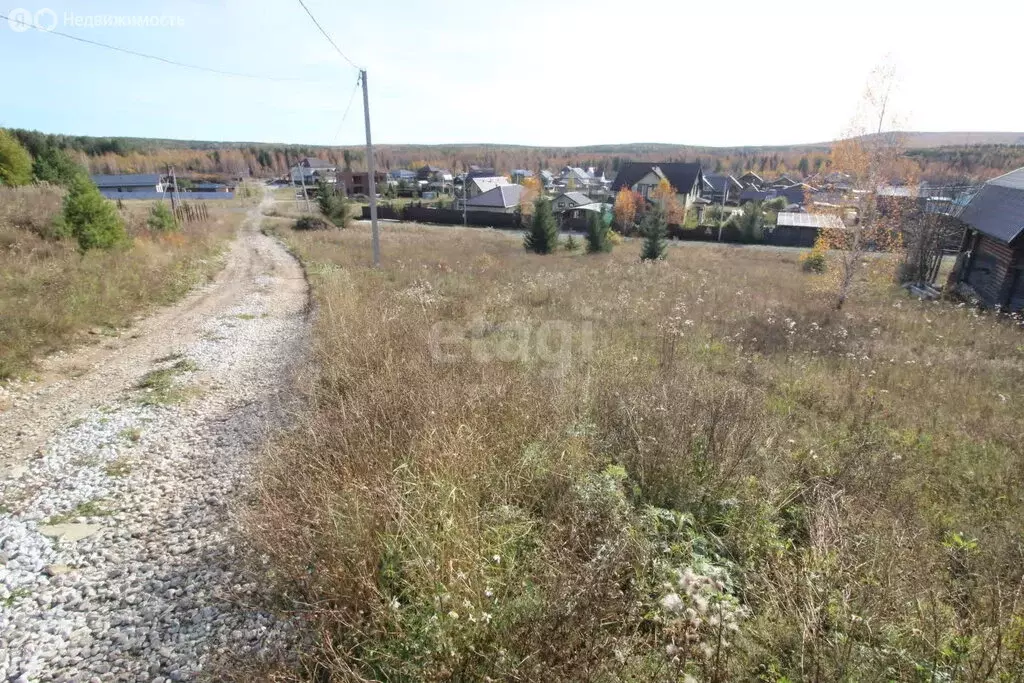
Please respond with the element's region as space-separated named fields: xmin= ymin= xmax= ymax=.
xmin=0 ymin=192 xmax=309 ymax=682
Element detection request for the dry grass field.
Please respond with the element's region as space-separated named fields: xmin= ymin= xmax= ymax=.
xmin=248 ymin=222 xmax=1024 ymax=681
xmin=0 ymin=185 xmax=240 ymax=379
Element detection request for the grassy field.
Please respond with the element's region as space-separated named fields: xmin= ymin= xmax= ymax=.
xmin=0 ymin=185 xmax=240 ymax=379
xmin=245 ymin=222 xmax=1024 ymax=681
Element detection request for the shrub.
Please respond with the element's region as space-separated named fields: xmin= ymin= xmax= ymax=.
xmin=0 ymin=129 xmax=33 ymax=187
xmin=563 ymin=234 xmax=580 ymax=251
xmin=524 ymin=196 xmax=558 ymax=254
xmin=59 ymin=176 xmax=127 ymax=250
xmin=585 ymin=210 xmax=613 ymax=254
xmin=147 ymin=202 xmax=178 ymax=233
xmin=294 ymin=215 xmax=330 ymax=231
xmin=800 ymin=247 xmax=827 ymax=273
xmin=728 ymin=202 xmax=766 ymax=243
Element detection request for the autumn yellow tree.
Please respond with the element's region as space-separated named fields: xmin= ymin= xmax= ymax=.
xmin=808 ymin=58 xmax=908 ymax=310
xmin=613 ymin=187 xmax=636 ymax=232
xmin=651 ymin=178 xmax=684 ymax=225
xmin=519 ymin=176 xmax=541 ymax=216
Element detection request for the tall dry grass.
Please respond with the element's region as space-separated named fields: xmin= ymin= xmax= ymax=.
xmin=245 ymin=224 xmax=1024 ymax=681
xmin=0 ymin=185 xmax=239 ymax=378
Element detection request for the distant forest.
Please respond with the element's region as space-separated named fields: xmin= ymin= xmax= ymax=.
xmin=8 ymin=128 xmax=1024 ymax=183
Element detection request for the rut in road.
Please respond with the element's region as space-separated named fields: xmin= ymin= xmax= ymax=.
xmin=0 ymin=194 xmax=309 ymax=682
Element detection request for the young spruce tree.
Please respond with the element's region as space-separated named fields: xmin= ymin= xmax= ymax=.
xmin=60 ymin=176 xmax=127 ymax=250
xmin=585 ymin=210 xmax=612 ymax=253
xmin=640 ymin=204 xmax=668 ymax=261
xmin=524 ymin=196 xmax=558 ymax=254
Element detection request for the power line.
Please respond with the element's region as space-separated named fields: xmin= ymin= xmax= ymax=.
xmin=333 ymin=74 xmax=362 ymax=142
xmin=295 ymin=0 xmax=360 ymax=70
xmin=0 ymin=12 xmax=323 ymax=83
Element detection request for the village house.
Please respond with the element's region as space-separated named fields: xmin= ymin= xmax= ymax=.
xmin=703 ymin=173 xmax=743 ymax=205
xmin=465 ymin=175 xmax=510 ymax=200
xmin=769 ymin=175 xmax=798 ymax=189
xmin=464 ymin=184 xmax=524 ymax=214
xmin=290 ymin=157 xmax=336 ymax=185
xmin=952 ymin=167 xmax=1024 ymax=310
xmin=510 ymin=169 xmax=533 ymax=184
xmin=611 ymin=162 xmax=706 ymax=211
xmin=738 ymin=171 xmax=764 ymax=189
xmin=91 ymin=173 xmax=167 ymax=196
xmin=340 ymin=169 xmax=387 ymax=196
xmin=551 ymin=191 xmax=595 ymax=214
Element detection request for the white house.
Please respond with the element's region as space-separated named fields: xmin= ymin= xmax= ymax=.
xmin=290 ymin=157 xmax=337 ymax=185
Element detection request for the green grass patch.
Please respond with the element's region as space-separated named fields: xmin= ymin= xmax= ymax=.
xmin=45 ymin=498 xmax=112 ymax=524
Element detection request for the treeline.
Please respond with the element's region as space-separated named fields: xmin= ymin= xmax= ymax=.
xmin=6 ymin=128 xmax=1023 ymax=183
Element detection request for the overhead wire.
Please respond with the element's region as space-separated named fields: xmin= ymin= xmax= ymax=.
xmin=295 ymin=0 xmax=361 ymax=71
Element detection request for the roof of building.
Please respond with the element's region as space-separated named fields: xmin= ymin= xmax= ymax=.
xmin=703 ymin=173 xmax=742 ymax=193
xmin=959 ymin=167 xmax=1024 ymax=244
xmin=470 ymin=176 xmax=511 ymax=194
xmin=611 ymin=162 xmax=703 ymax=194
xmin=511 ymin=169 xmax=533 ymax=176
xmin=467 ymin=166 xmax=497 ymax=179
xmin=90 ymin=173 xmax=163 ymax=187
xmin=776 ymin=212 xmax=844 ymax=230
xmin=769 ymin=175 xmax=798 ymax=187
xmin=540 ymin=170 xmax=554 ymax=180
xmin=390 ymin=169 xmax=417 ymax=178
xmin=466 ymin=184 xmax=524 ymax=209
xmin=554 ymin=191 xmax=594 ymax=207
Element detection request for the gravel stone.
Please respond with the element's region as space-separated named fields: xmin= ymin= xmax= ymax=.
xmin=0 ymin=192 xmax=309 ymax=681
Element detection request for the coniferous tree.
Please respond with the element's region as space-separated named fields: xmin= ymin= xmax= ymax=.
xmin=585 ymin=210 xmax=613 ymax=254
xmin=524 ymin=196 xmax=558 ymax=254
xmin=640 ymin=204 xmax=668 ymax=261
xmin=60 ymin=176 xmax=127 ymax=250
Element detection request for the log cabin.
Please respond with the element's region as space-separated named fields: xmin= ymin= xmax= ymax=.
xmin=953 ymin=167 xmax=1024 ymax=311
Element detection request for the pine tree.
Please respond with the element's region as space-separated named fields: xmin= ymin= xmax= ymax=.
xmin=640 ymin=205 xmax=668 ymax=261
xmin=585 ymin=210 xmax=612 ymax=254
xmin=524 ymin=196 xmax=558 ymax=254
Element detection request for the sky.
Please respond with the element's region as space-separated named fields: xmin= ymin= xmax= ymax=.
xmin=0 ymin=0 xmax=1020 ymax=148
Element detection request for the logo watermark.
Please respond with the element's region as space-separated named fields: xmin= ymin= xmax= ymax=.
xmin=7 ymin=7 xmax=185 ymax=32
xmin=428 ymin=316 xmax=595 ymax=376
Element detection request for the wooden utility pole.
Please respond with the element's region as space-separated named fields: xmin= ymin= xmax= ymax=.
xmin=361 ymin=69 xmax=380 ymax=267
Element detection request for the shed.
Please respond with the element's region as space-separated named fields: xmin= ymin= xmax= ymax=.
xmin=772 ymin=211 xmax=844 ymax=247
xmin=953 ymin=167 xmax=1024 ymax=310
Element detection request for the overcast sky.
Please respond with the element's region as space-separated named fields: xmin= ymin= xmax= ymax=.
xmin=0 ymin=0 xmax=1019 ymax=148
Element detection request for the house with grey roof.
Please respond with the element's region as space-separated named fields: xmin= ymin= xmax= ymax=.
xmin=290 ymin=157 xmax=336 ymax=185
xmin=464 ymin=184 xmax=524 ymax=213
xmin=702 ymin=174 xmax=743 ymax=205
xmin=551 ymin=191 xmax=596 ymax=214
xmin=952 ymin=167 xmax=1024 ymax=310
xmin=91 ymin=173 xmax=167 ymax=194
xmin=466 ymin=176 xmax=511 ymax=199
